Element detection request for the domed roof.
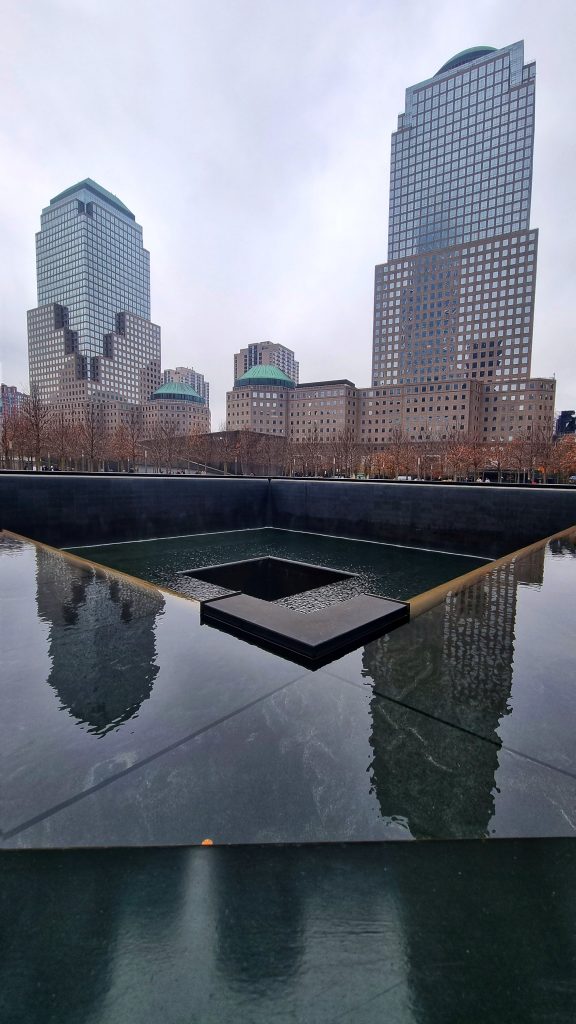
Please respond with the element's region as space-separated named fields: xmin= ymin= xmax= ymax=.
xmin=151 ymin=381 xmax=204 ymax=403
xmin=435 ymin=47 xmax=496 ymax=77
xmin=235 ymin=364 xmax=295 ymax=388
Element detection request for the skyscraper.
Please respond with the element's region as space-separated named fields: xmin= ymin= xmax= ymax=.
xmin=28 ymin=179 xmax=160 ymax=404
xmin=163 ymin=366 xmax=210 ymax=407
xmin=371 ymin=43 xmax=555 ymax=441
xmin=233 ymin=341 xmax=299 ymax=386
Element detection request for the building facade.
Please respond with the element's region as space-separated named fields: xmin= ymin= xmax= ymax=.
xmin=28 ymin=179 xmax=160 ymax=405
xmin=288 ymin=381 xmax=358 ymax=440
xmin=0 ymin=384 xmax=26 ymax=417
xmin=143 ymin=381 xmax=211 ymax=434
xmin=372 ymin=42 xmax=555 ymax=440
xmin=556 ymin=410 xmax=576 ymax=436
xmin=233 ymin=342 xmax=299 ymax=386
xmin=163 ymin=366 xmax=210 ymax=407
xmin=226 ymin=365 xmax=294 ymax=434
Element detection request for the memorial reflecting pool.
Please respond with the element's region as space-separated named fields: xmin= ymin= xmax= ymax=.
xmin=2 ymin=522 xmax=576 ymax=1023
xmin=1 ymin=529 xmax=576 ymax=847
xmin=69 ymin=527 xmax=486 ymax=601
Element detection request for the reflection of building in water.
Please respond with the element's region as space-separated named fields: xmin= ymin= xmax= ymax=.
xmin=35 ymin=548 xmax=164 ymax=735
xmin=549 ymin=537 xmax=576 ymax=559
xmin=441 ymin=548 xmax=545 ymax=709
xmin=1 ymin=848 xmax=189 ymax=1024
xmin=363 ymin=548 xmax=545 ymax=839
xmin=214 ymin=849 xmax=305 ymax=989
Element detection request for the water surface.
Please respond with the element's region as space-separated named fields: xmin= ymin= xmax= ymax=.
xmin=70 ymin=528 xmax=485 ymax=600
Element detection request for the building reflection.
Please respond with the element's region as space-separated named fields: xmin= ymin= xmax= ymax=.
xmin=0 ymin=848 xmax=189 ymax=1024
xmin=363 ymin=548 xmax=545 ymax=839
xmin=35 ymin=548 xmax=164 ymax=735
xmin=549 ymin=536 xmax=576 ymax=559
xmin=213 ymin=849 xmax=305 ymax=990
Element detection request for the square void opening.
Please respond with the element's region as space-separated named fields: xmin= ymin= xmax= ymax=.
xmin=184 ymin=556 xmax=354 ymax=602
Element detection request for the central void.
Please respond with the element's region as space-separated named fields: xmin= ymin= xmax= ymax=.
xmin=69 ymin=528 xmax=486 ymax=599
xmin=186 ymin=556 xmax=353 ymax=601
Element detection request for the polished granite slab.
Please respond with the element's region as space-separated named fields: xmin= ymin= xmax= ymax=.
xmin=2 ymin=841 xmax=576 ymax=1024
xmin=8 ymin=669 xmax=576 ymax=847
xmin=1 ymin=531 xmax=576 ymax=847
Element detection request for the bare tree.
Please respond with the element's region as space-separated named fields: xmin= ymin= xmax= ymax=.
xmin=48 ymin=408 xmax=76 ymax=471
xmin=1 ymin=409 xmax=20 ymax=469
xmin=144 ymin=422 xmax=165 ymax=474
xmin=300 ymin=427 xmax=329 ymax=477
xmin=21 ymin=386 xmax=52 ymax=468
xmin=256 ymin=432 xmax=280 ymax=476
xmin=212 ymin=430 xmax=238 ymax=474
xmin=187 ymin=429 xmax=213 ymax=473
xmin=332 ymin=428 xmax=360 ymax=478
xmin=110 ymin=407 xmax=144 ymax=471
xmin=78 ymin=401 xmax=107 ymax=472
xmin=464 ymin=439 xmax=489 ymax=481
xmin=124 ymin=406 xmax=144 ymax=469
xmin=236 ymin=430 xmax=257 ymax=475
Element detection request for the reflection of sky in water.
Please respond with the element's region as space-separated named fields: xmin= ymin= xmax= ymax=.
xmin=70 ymin=527 xmax=487 ymax=602
xmin=1 ymin=532 xmax=576 ymax=848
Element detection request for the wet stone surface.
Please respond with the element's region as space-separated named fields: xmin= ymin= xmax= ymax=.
xmin=3 ymin=841 xmax=576 ymax=1024
xmin=1 ymin=529 xmax=576 ymax=847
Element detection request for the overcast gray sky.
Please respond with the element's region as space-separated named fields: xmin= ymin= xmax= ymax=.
xmin=1 ymin=0 xmax=574 ymax=427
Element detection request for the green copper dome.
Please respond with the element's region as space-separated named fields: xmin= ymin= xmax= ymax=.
xmin=151 ymin=381 xmax=204 ymax=403
xmin=234 ymin=365 xmax=295 ymax=389
xmin=435 ymin=47 xmax=496 ymax=77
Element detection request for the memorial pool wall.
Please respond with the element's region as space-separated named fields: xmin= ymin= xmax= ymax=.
xmin=1 ymin=474 xmax=576 ymax=557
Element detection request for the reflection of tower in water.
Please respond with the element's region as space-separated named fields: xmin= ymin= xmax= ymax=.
xmin=35 ymin=548 xmax=164 ymax=735
xmin=213 ymin=848 xmax=305 ymax=990
xmin=441 ymin=549 xmax=545 ymax=710
xmin=363 ymin=548 xmax=545 ymax=839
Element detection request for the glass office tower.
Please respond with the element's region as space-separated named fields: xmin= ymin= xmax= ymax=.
xmin=28 ymin=179 xmax=159 ymax=402
xmin=370 ymin=41 xmax=556 ymax=442
xmin=387 ymin=42 xmax=534 ymax=260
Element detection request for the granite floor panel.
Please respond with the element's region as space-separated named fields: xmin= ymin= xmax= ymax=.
xmin=4 ymin=671 xmax=576 ymax=848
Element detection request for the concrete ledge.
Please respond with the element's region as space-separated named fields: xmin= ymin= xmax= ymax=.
xmin=200 ymin=592 xmax=409 ymax=668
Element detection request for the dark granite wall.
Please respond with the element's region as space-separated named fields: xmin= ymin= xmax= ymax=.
xmin=0 ymin=475 xmax=271 ymax=548
xmin=269 ymin=480 xmax=576 ymax=558
xmin=1 ymin=474 xmax=575 ymax=556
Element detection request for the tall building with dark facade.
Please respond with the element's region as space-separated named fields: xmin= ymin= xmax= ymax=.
xmin=371 ymin=43 xmax=555 ymax=441
xmin=28 ymin=179 xmax=161 ymax=405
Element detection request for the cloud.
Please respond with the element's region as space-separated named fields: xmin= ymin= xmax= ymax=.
xmin=1 ymin=0 xmax=574 ymax=423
